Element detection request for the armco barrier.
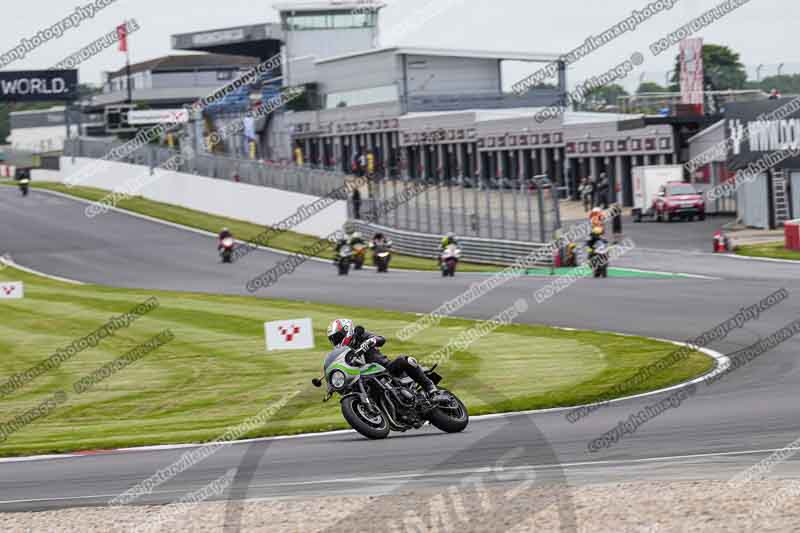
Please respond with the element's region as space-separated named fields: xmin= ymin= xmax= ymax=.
xmin=786 ymin=220 xmax=800 ymax=251
xmin=352 ymin=220 xmax=554 ymax=266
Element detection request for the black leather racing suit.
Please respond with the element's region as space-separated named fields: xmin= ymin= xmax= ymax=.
xmin=352 ymin=327 xmax=436 ymax=393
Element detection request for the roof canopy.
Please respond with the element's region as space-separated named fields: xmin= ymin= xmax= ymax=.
xmin=273 ymin=1 xmax=386 ymax=13
xmin=316 ymin=45 xmax=562 ymax=65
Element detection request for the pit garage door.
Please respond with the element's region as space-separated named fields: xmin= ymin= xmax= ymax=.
xmin=792 ymin=172 xmax=800 ymax=219
xmin=737 ymin=173 xmax=769 ymax=229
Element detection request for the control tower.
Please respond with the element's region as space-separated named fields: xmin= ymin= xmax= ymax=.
xmin=274 ymin=2 xmax=385 ymax=65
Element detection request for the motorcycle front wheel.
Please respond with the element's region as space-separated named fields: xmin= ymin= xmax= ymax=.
xmin=341 ymin=396 xmax=390 ymax=439
xmin=427 ymin=391 xmax=469 ymax=433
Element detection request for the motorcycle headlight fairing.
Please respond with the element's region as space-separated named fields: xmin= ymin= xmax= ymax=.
xmin=330 ymin=369 xmax=346 ymax=389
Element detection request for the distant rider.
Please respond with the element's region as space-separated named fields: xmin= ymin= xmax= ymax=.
xmin=349 ymin=231 xmax=367 ymax=248
xmin=585 ymin=226 xmax=608 ymax=270
xmin=218 ymin=227 xmax=233 ymax=250
xmin=440 ymin=231 xmax=459 ymax=251
xmin=589 ymin=207 xmax=606 ymax=230
xmin=370 ymin=232 xmax=392 ymax=249
xmin=438 ymin=232 xmax=459 ymax=266
xmin=334 ymin=234 xmax=350 ymax=255
xmin=586 ymin=225 xmax=605 ymax=250
xmin=327 ymin=319 xmax=442 ymax=399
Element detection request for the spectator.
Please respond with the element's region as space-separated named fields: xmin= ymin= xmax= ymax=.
xmin=582 ymin=177 xmax=596 ymax=211
xmin=611 ymin=203 xmax=623 ymax=243
xmin=352 ymin=187 xmax=362 ymax=219
xmin=366 ymin=150 xmax=376 ymax=177
xmin=352 ymin=150 xmax=363 ymax=177
xmin=359 ymin=151 xmax=367 ymax=176
xmin=580 ymin=177 xmax=593 ymax=212
xmin=596 ymin=172 xmax=610 ymax=209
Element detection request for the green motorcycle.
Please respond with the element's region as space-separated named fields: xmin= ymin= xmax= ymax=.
xmin=312 ymin=345 xmax=469 ymax=439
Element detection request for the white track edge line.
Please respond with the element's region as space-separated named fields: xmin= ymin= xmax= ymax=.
xmin=0 ymin=336 xmax=727 ymax=464
xmin=718 ymin=252 xmax=800 ymax=265
xmin=0 ymin=256 xmax=85 ymax=285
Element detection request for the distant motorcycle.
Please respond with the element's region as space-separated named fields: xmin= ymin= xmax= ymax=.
xmin=219 ymin=237 xmax=235 ymax=263
xmin=371 ymin=242 xmax=392 ymax=273
xmin=18 ymin=178 xmax=30 ymax=197
xmin=352 ymin=242 xmax=367 ymax=270
xmin=440 ymin=244 xmax=461 ymax=277
xmin=336 ymin=243 xmax=353 ymax=275
xmin=587 ymin=239 xmax=609 ymax=278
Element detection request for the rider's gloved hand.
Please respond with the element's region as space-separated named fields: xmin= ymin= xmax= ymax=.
xmin=359 ymin=337 xmax=377 ymax=352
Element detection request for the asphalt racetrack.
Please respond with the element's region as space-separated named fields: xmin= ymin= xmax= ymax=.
xmin=1 ymin=187 xmax=799 ymax=516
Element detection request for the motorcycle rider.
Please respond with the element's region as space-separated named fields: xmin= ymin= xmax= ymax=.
xmin=586 ymin=226 xmax=608 ymax=271
xmin=586 ymin=225 xmax=605 ymax=249
xmin=370 ymin=232 xmax=393 ymax=272
xmin=438 ymin=232 xmax=459 ymax=266
xmin=440 ymin=231 xmax=459 ymax=251
xmin=326 ymin=319 xmax=442 ymax=399
xmin=334 ymin=233 xmax=352 ymax=264
xmin=589 ymin=207 xmax=606 ymax=230
xmin=349 ymin=231 xmax=367 ymax=248
xmin=16 ymin=169 xmax=31 ymax=196
xmin=370 ymin=232 xmax=391 ymax=248
xmin=334 ymin=233 xmax=350 ymax=255
xmin=218 ymin=227 xmax=233 ymax=250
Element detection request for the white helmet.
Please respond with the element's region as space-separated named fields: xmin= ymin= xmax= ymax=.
xmin=327 ymin=318 xmax=354 ymax=347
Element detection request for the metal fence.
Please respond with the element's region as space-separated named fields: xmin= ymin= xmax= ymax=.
xmin=64 ymin=137 xmax=347 ymax=198
xmin=360 ymin=175 xmax=562 ymax=242
xmin=64 ymin=137 xmax=562 ymax=243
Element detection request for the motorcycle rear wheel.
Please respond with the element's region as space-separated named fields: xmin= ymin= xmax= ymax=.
xmin=428 ymin=391 xmax=469 ymax=433
xmin=341 ymin=396 xmax=390 ymax=439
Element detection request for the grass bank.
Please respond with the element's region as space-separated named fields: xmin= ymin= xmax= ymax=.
xmin=736 ymin=241 xmax=800 ymax=261
xmin=0 ymin=265 xmax=714 ymax=457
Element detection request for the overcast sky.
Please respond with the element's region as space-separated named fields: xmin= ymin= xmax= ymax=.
xmin=0 ymin=0 xmax=796 ymax=92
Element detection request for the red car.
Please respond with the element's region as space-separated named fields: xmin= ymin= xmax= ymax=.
xmin=653 ymin=181 xmax=706 ymax=222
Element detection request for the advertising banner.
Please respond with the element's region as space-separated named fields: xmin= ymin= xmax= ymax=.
xmin=680 ymin=38 xmax=704 ymax=114
xmin=726 ymin=99 xmax=800 ymax=169
xmin=0 ymin=70 xmax=78 ymax=102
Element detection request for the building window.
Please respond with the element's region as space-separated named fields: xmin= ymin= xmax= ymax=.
xmin=286 ymin=12 xmax=377 ymax=30
xmin=326 ymin=85 xmax=398 ymax=109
